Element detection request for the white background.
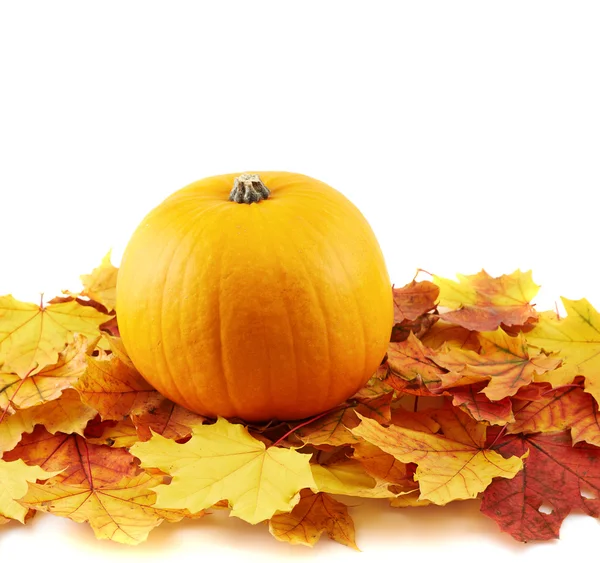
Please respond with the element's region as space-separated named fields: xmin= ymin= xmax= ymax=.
xmin=1 ymin=1 xmax=599 ymax=560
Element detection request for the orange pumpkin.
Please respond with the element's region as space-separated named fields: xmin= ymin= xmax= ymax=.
xmin=116 ymin=172 xmax=393 ymax=421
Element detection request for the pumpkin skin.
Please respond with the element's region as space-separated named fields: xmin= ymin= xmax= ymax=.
xmin=116 ymin=172 xmax=393 ymax=422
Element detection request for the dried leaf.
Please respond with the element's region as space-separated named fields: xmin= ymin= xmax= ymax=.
xmin=526 ymin=298 xmax=600 ymax=404
xmin=0 ymin=335 xmax=89 ymax=412
xmin=269 ymin=489 xmax=358 ymax=550
xmin=481 ymin=430 xmax=600 ymax=542
xmin=21 ymin=470 xmax=194 ymax=544
xmin=434 ymin=270 xmax=539 ymax=331
xmin=508 ymin=384 xmax=600 ymax=447
xmin=431 ymin=330 xmax=561 ymax=400
xmin=131 ymin=417 xmax=316 ymax=524
xmin=79 ymin=251 xmax=118 ymax=311
xmin=393 ymin=280 xmax=439 ymax=322
xmin=0 ymin=389 xmax=96 ymax=453
xmin=76 ymin=355 xmax=161 ymax=420
xmin=0 ymin=459 xmax=58 ymax=522
xmin=385 ymin=333 xmax=445 ymax=392
xmin=351 ymin=410 xmax=523 ymax=505
xmin=0 ymin=295 xmax=112 ymax=375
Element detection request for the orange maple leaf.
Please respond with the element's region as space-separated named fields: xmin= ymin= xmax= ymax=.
xmin=431 ymin=330 xmax=561 ymax=401
xmin=352 ymin=407 xmax=523 ymax=505
xmin=508 ymin=383 xmax=600 ymax=447
xmin=76 ymin=355 xmax=161 ymax=420
xmin=269 ymin=489 xmax=358 ymax=550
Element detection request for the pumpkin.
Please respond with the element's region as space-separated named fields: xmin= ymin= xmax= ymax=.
xmin=116 ymin=172 xmax=393 ymax=421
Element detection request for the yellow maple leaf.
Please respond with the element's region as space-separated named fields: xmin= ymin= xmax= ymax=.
xmin=526 ymin=297 xmax=600 ymax=404
xmin=79 ymin=251 xmax=118 ymax=311
xmin=351 ymin=411 xmax=523 ymax=505
xmin=20 ymin=471 xmax=193 ymax=544
xmin=130 ymin=417 xmax=316 ymax=524
xmin=269 ymin=489 xmax=359 ymax=550
xmin=434 ymin=269 xmax=539 ymax=331
xmin=0 ymin=459 xmax=58 ymax=522
xmin=0 ymin=295 xmax=112 ymax=375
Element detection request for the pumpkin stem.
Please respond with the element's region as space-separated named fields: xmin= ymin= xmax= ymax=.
xmin=229 ymin=174 xmax=270 ymax=204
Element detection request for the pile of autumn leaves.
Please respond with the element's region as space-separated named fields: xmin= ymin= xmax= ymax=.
xmin=1 ymin=256 xmax=599 ymax=550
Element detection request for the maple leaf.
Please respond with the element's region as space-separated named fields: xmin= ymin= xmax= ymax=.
xmin=0 ymin=334 xmax=88 ymax=412
xmin=351 ymin=409 xmax=523 ymax=505
xmin=0 ymin=458 xmax=58 ymax=522
xmin=6 ymin=429 xmax=194 ymax=541
xmin=384 ymin=333 xmax=445 ymax=393
xmin=269 ymin=489 xmax=358 ymax=550
xmin=434 ymin=270 xmax=539 ymax=331
xmin=393 ymin=279 xmax=439 ymax=323
xmin=78 ymin=251 xmax=118 ymax=311
xmin=20 ymin=471 xmax=194 ymax=544
xmin=0 ymin=389 xmax=96 ymax=453
xmin=0 ymin=295 xmax=112 ymax=375
xmin=507 ymin=384 xmax=600 ymax=447
xmin=481 ymin=430 xmax=600 ymax=542
xmin=391 ymin=280 xmax=439 ymax=342
xmin=131 ymin=417 xmax=316 ymax=524
xmin=431 ymin=330 xmax=561 ymax=401
xmin=76 ymin=355 xmax=161 ymax=420
xmin=525 ymin=297 xmax=600 ymax=404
